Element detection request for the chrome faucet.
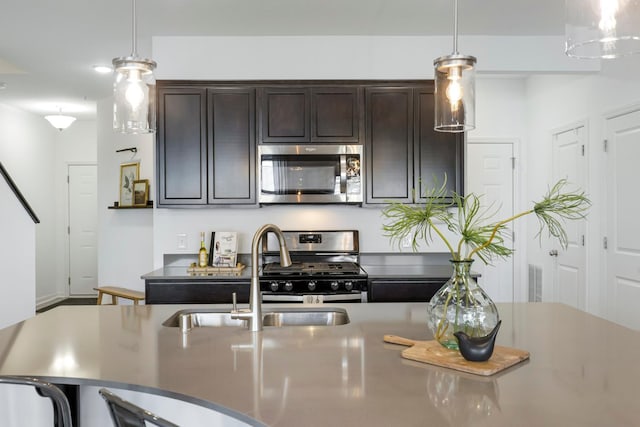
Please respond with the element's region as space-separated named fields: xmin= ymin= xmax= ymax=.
xmin=232 ymin=224 xmax=291 ymax=332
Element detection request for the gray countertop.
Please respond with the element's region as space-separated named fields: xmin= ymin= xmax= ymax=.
xmin=1 ymin=302 xmax=639 ymax=426
xmin=142 ymin=266 xmax=252 ymax=281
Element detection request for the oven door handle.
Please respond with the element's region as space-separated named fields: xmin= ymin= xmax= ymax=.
xmin=339 ymin=154 xmax=347 ymax=194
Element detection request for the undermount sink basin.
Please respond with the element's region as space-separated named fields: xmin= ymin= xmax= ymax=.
xmin=163 ymin=307 xmax=350 ymax=332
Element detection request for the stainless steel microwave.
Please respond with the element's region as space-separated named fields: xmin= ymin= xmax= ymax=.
xmin=258 ymin=144 xmax=363 ymax=204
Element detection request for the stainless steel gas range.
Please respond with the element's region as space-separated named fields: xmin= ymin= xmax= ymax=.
xmin=259 ymin=230 xmax=367 ymax=303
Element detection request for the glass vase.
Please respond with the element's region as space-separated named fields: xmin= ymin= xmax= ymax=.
xmin=427 ymin=260 xmax=500 ymax=350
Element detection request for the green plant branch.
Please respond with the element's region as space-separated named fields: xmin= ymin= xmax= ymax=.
xmin=466 ymin=209 xmax=532 ymax=260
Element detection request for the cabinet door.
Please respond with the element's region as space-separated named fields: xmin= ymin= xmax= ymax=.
xmin=207 ymin=88 xmax=256 ymax=204
xmin=260 ymin=87 xmax=310 ymax=143
xmin=368 ymin=279 xmax=444 ymax=302
xmin=311 ymin=87 xmax=360 ymax=142
xmin=414 ymin=87 xmax=464 ymax=201
xmin=157 ymin=88 xmax=207 ymax=205
xmin=365 ymin=88 xmax=413 ymax=204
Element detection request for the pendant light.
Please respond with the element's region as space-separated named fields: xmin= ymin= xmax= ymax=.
xmin=565 ymin=0 xmax=640 ymax=59
xmin=433 ymin=0 xmax=476 ymax=133
xmin=45 ymin=108 xmax=76 ymax=131
xmin=112 ymin=0 xmax=157 ymax=134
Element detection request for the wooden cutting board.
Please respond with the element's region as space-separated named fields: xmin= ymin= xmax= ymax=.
xmin=384 ymin=335 xmax=530 ymax=376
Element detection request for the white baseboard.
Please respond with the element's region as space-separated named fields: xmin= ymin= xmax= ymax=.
xmin=36 ymin=295 xmax=65 ymax=311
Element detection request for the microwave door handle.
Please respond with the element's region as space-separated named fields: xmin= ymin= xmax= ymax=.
xmin=339 ymin=155 xmax=347 ymax=194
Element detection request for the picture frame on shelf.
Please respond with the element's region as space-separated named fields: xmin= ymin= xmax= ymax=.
xmin=133 ymin=179 xmax=149 ymax=206
xmin=119 ymin=161 xmax=140 ymax=207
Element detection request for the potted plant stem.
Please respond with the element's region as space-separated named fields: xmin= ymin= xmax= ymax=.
xmin=382 ymin=178 xmax=591 ymax=349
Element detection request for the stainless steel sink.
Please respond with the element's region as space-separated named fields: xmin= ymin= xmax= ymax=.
xmin=163 ymin=307 xmax=350 ymax=331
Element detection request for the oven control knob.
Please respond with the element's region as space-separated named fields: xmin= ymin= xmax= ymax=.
xmin=344 ymin=281 xmax=354 ymax=291
xmin=307 ymin=281 xmax=317 ymax=291
xmin=269 ymin=281 xmax=279 ymax=292
xmin=330 ymin=281 xmax=340 ymax=291
xmin=284 ymin=281 xmax=294 ymax=292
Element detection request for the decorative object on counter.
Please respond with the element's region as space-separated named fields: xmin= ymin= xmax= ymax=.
xmin=112 ymin=0 xmax=157 ymax=134
xmin=198 ymin=232 xmax=209 ymax=268
xmin=433 ymin=0 xmax=476 ymax=133
xmin=565 ymin=0 xmax=640 ymax=59
xmin=133 ymin=179 xmax=149 ymax=206
xmin=382 ymin=178 xmax=591 ymax=350
xmin=209 ymin=231 xmax=238 ymax=267
xmin=428 ymin=259 xmax=499 ymax=349
xmin=455 ymin=320 xmax=501 ymax=362
xmin=187 ymin=263 xmax=246 ymax=276
xmin=119 ymin=161 xmax=140 ymax=207
xmin=384 ymin=334 xmax=529 ymax=376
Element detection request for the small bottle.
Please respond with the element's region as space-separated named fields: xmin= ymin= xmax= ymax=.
xmin=198 ymin=232 xmax=208 ymax=268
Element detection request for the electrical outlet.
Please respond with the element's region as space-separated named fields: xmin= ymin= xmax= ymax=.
xmin=177 ymin=234 xmax=187 ymax=250
xmin=402 ymin=236 xmax=412 ymax=249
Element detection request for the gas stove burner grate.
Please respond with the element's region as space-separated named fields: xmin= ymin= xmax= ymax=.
xmin=263 ymin=261 xmax=362 ymax=276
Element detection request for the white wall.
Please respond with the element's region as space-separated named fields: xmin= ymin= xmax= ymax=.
xmin=0 ymin=103 xmax=96 ymax=314
xmin=524 ymin=55 xmax=640 ymax=317
xmin=96 ymin=98 xmax=154 ymax=294
xmin=146 ymin=36 xmax=548 ymax=270
xmin=0 ymin=104 xmax=56 ymax=316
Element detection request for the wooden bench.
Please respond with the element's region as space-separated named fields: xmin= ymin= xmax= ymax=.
xmin=94 ymin=286 xmax=145 ymax=305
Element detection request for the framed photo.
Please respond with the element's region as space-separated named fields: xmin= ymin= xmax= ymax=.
xmin=133 ymin=179 xmax=149 ymax=206
xmin=119 ymin=161 xmax=140 ymax=207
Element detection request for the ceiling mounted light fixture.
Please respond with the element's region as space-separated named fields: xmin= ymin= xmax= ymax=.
xmin=565 ymin=0 xmax=640 ymax=59
xmin=433 ymin=0 xmax=476 ymax=133
xmin=112 ymin=0 xmax=156 ymax=134
xmin=45 ymin=108 xmax=76 ymax=131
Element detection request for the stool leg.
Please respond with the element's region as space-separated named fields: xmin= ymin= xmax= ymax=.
xmin=97 ymin=292 xmax=103 ymax=305
xmin=111 ymin=295 xmax=117 ymax=305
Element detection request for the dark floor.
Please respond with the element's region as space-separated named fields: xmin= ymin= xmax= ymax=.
xmin=37 ymin=298 xmax=97 ymax=313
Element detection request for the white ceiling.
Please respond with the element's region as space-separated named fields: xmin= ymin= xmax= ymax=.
xmin=0 ymin=0 xmax=564 ymax=120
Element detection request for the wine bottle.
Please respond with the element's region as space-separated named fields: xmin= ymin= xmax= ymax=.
xmin=198 ymin=232 xmax=208 ymax=268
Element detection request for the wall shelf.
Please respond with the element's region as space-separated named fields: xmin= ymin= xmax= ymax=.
xmin=108 ymin=201 xmax=153 ymax=209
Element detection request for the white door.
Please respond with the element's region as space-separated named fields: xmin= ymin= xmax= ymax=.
xmin=466 ymin=142 xmax=515 ymax=303
xmin=68 ymin=164 xmax=98 ymax=295
xmin=605 ymin=109 xmax=640 ymax=330
xmin=551 ymin=126 xmax=587 ymax=311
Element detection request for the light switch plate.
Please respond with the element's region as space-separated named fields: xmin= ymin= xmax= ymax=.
xmin=177 ymin=233 xmax=187 ymax=250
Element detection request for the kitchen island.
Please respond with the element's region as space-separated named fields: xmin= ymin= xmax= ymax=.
xmin=0 ymin=302 xmax=638 ymax=426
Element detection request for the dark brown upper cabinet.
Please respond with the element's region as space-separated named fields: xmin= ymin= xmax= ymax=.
xmin=207 ymin=88 xmax=256 ymax=204
xmin=260 ymin=87 xmax=310 ymax=143
xmin=156 ymin=83 xmax=257 ymax=207
xmin=311 ymin=87 xmax=360 ymax=143
xmin=365 ymin=87 xmax=414 ymax=204
xmin=157 ymin=87 xmax=208 ymax=205
xmin=365 ymin=83 xmax=463 ymax=205
xmin=259 ymin=86 xmax=361 ymax=144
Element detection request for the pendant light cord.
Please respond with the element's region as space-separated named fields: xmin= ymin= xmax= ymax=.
xmin=131 ymin=0 xmax=138 ymax=57
xmin=452 ymin=0 xmax=459 ymax=55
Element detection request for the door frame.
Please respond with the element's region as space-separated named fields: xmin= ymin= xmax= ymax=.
xmin=466 ymin=137 xmax=524 ymax=302
xmin=66 ymin=162 xmax=98 ymax=297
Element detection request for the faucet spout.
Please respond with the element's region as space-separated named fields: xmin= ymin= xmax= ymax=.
xmin=232 ymin=224 xmax=290 ymax=332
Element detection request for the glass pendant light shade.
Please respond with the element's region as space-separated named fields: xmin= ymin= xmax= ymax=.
xmin=434 ymin=54 xmax=476 ymax=132
xmin=113 ymin=56 xmax=156 ymax=134
xmin=45 ymin=109 xmax=76 ymax=131
xmin=113 ymin=0 xmax=157 ymax=134
xmin=565 ymin=0 xmax=640 ymax=59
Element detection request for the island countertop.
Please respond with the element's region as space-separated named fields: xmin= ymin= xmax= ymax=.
xmin=0 ymin=302 xmax=639 ymax=426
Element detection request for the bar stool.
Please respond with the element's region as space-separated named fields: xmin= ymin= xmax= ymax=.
xmin=94 ymin=286 xmax=145 ymax=305
xmin=0 ymin=376 xmax=73 ymax=427
xmin=98 ymin=388 xmax=178 ymax=427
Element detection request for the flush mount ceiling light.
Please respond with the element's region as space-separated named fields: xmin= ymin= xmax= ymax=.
xmin=433 ymin=0 xmax=476 ymax=133
xmin=565 ymin=0 xmax=640 ymax=59
xmin=45 ymin=108 xmax=76 ymax=131
xmin=112 ymin=0 xmax=156 ymax=134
